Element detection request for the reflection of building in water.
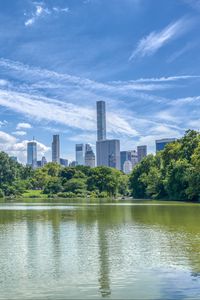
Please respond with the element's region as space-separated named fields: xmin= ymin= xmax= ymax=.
xmin=97 ymin=223 xmax=111 ymax=297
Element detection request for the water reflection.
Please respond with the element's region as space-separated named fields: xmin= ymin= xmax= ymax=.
xmin=0 ymin=201 xmax=200 ymax=299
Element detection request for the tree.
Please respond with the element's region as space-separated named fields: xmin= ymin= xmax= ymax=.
xmin=129 ymin=155 xmax=155 ymax=198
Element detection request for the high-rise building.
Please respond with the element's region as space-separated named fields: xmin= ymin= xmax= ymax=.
xmin=69 ymin=161 xmax=77 ymax=167
xmin=156 ymin=138 xmax=176 ymax=152
xmin=123 ymin=160 xmax=133 ymax=174
xmin=60 ymin=158 xmax=68 ymax=167
xmin=96 ymin=139 xmax=120 ymax=169
xmin=120 ymin=151 xmax=130 ymax=171
xmin=27 ymin=141 xmax=37 ymax=168
xmin=76 ymin=144 xmax=85 ymax=165
xmin=129 ymin=150 xmax=138 ymax=168
xmin=137 ymin=145 xmax=147 ymax=162
xmin=97 ymin=101 xmax=106 ymax=141
xmin=41 ymin=156 xmax=47 ymax=167
xmin=52 ymin=135 xmax=60 ymax=163
xmin=85 ymin=144 xmax=95 ymax=168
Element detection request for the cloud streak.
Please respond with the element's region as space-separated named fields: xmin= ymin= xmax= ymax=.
xmin=24 ymin=2 xmax=69 ymax=27
xmin=129 ymin=18 xmax=194 ymax=60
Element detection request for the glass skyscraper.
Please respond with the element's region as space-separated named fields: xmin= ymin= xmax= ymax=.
xmin=76 ymin=144 xmax=85 ymax=165
xmin=27 ymin=141 xmax=37 ymax=168
xmin=97 ymin=101 xmax=106 ymax=141
xmin=52 ymin=135 xmax=60 ymax=163
xmin=156 ymin=138 xmax=176 ymax=152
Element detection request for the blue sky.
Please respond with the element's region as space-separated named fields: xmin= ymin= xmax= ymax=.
xmin=0 ymin=0 xmax=200 ymax=163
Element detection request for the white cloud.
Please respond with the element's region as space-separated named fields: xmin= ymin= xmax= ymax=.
xmin=0 ymin=130 xmax=50 ymax=163
xmin=25 ymin=3 xmax=69 ymax=27
xmin=129 ymin=18 xmax=193 ymax=60
xmin=0 ymin=88 xmax=137 ymax=137
xmin=0 ymin=79 xmax=9 ymax=86
xmin=16 ymin=122 xmax=32 ymax=130
xmin=12 ymin=131 xmax=27 ymax=136
xmin=0 ymin=120 xmax=8 ymax=127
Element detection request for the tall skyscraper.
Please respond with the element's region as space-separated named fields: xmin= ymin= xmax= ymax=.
xmin=129 ymin=150 xmax=138 ymax=168
xmin=76 ymin=144 xmax=85 ymax=165
xmin=27 ymin=141 xmax=37 ymax=168
xmin=85 ymin=144 xmax=95 ymax=168
xmin=96 ymin=139 xmax=120 ymax=169
xmin=97 ymin=101 xmax=106 ymax=141
xmin=137 ymin=145 xmax=147 ymax=162
xmin=52 ymin=135 xmax=60 ymax=163
xmin=120 ymin=151 xmax=130 ymax=171
xmin=156 ymin=138 xmax=176 ymax=152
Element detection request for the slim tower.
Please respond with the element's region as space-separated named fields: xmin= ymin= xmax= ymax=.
xmin=97 ymin=101 xmax=106 ymax=141
xmin=27 ymin=141 xmax=37 ymax=168
xmin=52 ymin=134 xmax=60 ymax=163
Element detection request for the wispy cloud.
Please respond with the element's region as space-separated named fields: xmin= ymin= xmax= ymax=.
xmin=129 ymin=18 xmax=193 ymax=60
xmin=12 ymin=131 xmax=27 ymax=136
xmin=0 ymin=88 xmax=137 ymax=137
xmin=0 ymin=120 xmax=8 ymax=127
xmin=16 ymin=122 xmax=32 ymax=130
xmin=24 ymin=2 xmax=69 ymax=27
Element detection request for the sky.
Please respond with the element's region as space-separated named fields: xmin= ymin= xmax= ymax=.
xmin=0 ymin=0 xmax=200 ymax=163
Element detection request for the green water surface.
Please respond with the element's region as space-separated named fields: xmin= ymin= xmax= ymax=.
xmin=0 ymin=200 xmax=200 ymax=299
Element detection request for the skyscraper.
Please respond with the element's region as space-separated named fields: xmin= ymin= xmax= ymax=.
xmin=41 ymin=156 xmax=47 ymax=167
xmin=123 ymin=160 xmax=133 ymax=174
xmin=129 ymin=150 xmax=138 ymax=168
xmin=97 ymin=101 xmax=106 ymax=141
xmin=156 ymin=138 xmax=176 ymax=152
xmin=96 ymin=101 xmax=120 ymax=169
xmin=76 ymin=144 xmax=85 ymax=165
xmin=85 ymin=144 xmax=95 ymax=168
xmin=60 ymin=158 xmax=68 ymax=167
xmin=52 ymin=135 xmax=60 ymax=163
xmin=137 ymin=145 xmax=147 ymax=162
xmin=120 ymin=151 xmax=130 ymax=171
xmin=96 ymin=139 xmax=120 ymax=169
xmin=27 ymin=141 xmax=37 ymax=168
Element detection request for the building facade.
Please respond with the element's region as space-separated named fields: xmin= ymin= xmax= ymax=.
xmin=120 ymin=151 xmax=130 ymax=171
xmin=60 ymin=158 xmax=68 ymax=167
xmin=123 ymin=160 xmax=133 ymax=174
xmin=41 ymin=156 xmax=47 ymax=167
xmin=96 ymin=139 xmax=120 ymax=169
xmin=85 ymin=144 xmax=95 ymax=168
xmin=52 ymin=135 xmax=60 ymax=163
xmin=27 ymin=141 xmax=37 ymax=168
xmin=129 ymin=150 xmax=138 ymax=168
xmin=156 ymin=138 xmax=176 ymax=152
xmin=137 ymin=145 xmax=147 ymax=162
xmin=97 ymin=101 xmax=106 ymax=141
xmin=76 ymin=144 xmax=85 ymax=165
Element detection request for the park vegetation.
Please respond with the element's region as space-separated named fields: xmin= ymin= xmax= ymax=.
xmin=129 ymin=130 xmax=200 ymax=201
xmin=0 ymin=130 xmax=199 ymax=201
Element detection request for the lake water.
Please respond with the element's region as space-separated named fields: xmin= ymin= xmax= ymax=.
xmin=0 ymin=200 xmax=200 ymax=299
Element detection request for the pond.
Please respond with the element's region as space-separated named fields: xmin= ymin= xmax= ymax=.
xmin=0 ymin=200 xmax=200 ymax=299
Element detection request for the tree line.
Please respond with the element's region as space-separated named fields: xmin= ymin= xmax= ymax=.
xmin=129 ymin=130 xmax=200 ymax=201
xmin=0 ymin=130 xmax=199 ymax=201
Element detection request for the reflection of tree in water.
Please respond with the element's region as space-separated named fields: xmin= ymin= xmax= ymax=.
xmin=97 ymin=222 xmax=111 ymax=297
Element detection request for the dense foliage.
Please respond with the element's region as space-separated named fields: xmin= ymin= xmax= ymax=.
xmin=0 ymin=154 xmax=128 ymax=198
xmin=129 ymin=130 xmax=200 ymax=201
xmin=0 ymin=130 xmax=199 ymax=201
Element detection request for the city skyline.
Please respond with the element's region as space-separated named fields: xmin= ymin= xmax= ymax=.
xmin=0 ymin=0 xmax=200 ymax=163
